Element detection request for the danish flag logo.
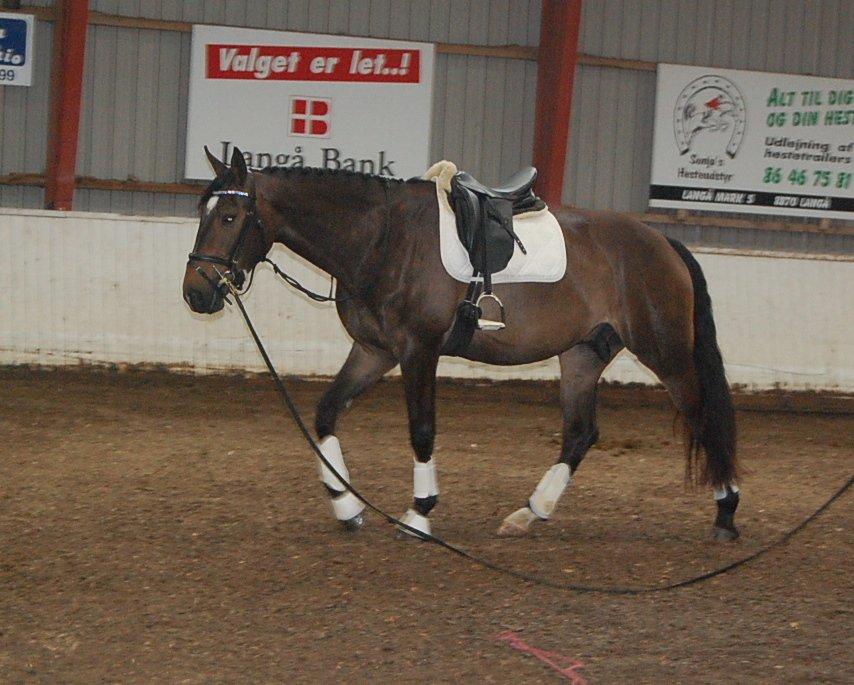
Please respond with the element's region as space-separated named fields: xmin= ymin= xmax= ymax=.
xmin=290 ymin=97 xmax=331 ymax=137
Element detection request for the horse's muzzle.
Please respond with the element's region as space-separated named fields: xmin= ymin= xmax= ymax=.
xmin=183 ymin=262 xmax=231 ymax=314
xmin=184 ymin=286 xmax=225 ymax=314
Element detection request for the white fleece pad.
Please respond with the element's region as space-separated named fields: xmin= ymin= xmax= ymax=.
xmin=423 ymin=161 xmax=567 ymax=284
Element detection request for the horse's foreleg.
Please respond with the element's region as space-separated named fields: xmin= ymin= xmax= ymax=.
xmin=499 ymin=338 xmax=613 ymax=537
xmin=396 ymin=346 xmax=441 ymax=539
xmin=315 ymin=342 xmax=396 ymax=530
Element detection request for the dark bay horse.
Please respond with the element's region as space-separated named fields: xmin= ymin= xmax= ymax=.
xmin=183 ymin=147 xmax=740 ymax=542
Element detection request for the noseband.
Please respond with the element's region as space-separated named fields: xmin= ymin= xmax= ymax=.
xmin=187 ymin=189 xmax=262 ymax=305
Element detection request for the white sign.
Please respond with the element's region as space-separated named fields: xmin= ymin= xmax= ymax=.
xmin=0 ymin=12 xmax=34 ymax=86
xmin=185 ymin=25 xmax=434 ymax=180
xmin=650 ymin=63 xmax=853 ymax=220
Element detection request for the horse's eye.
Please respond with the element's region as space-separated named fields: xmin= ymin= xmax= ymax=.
xmin=222 ymin=215 xmax=235 ymax=225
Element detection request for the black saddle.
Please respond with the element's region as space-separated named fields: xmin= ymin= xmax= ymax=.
xmin=454 ymin=167 xmax=542 ymax=209
xmin=441 ymin=167 xmax=546 ymax=353
xmin=449 ymin=167 xmax=545 ymax=276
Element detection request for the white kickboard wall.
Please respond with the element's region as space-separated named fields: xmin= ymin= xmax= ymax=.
xmin=1 ymin=208 xmax=851 ymax=391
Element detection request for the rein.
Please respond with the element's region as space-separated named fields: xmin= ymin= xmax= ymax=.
xmin=222 ymin=278 xmax=853 ymax=595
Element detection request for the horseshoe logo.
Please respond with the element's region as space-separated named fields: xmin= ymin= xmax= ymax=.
xmin=673 ymin=75 xmax=747 ymax=158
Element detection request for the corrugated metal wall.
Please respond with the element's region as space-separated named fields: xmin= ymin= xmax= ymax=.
xmin=1 ymin=1 xmax=851 ymax=252
xmin=578 ymin=0 xmax=851 ymax=74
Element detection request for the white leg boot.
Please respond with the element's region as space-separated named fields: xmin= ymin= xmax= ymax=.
xmin=397 ymin=459 xmax=439 ymax=539
xmin=498 ymin=463 xmax=571 ymax=537
xmin=316 ymin=436 xmax=365 ymax=527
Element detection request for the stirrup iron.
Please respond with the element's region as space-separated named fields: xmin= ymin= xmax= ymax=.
xmin=475 ymin=292 xmax=506 ymax=331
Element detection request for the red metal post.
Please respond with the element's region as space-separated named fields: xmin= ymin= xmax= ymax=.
xmin=44 ymin=0 xmax=90 ymax=210
xmin=532 ymin=0 xmax=582 ymax=207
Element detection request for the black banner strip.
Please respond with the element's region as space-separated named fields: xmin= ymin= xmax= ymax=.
xmin=650 ymin=185 xmax=854 ymax=213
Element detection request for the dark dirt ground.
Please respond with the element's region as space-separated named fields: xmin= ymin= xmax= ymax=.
xmin=1 ymin=367 xmax=852 ymax=684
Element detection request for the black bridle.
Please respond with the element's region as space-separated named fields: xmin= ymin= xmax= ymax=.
xmin=188 ymin=178 xmax=394 ymax=310
xmin=187 ymin=189 xmax=261 ymax=309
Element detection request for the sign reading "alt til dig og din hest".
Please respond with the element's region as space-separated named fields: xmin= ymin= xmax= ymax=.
xmin=650 ymin=63 xmax=853 ymax=220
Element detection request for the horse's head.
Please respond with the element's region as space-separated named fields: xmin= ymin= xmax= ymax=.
xmin=183 ymin=146 xmax=273 ymax=313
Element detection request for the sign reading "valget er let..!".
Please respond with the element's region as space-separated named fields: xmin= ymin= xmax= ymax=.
xmin=650 ymin=64 xmax=853 ymax=220
xmin=185 ymin=25 xmax=434 ymax=180
xmin=0 ymin=12 xmax=34 ymax=86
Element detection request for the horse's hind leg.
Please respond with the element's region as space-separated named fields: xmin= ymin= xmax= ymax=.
xmin=658 ymin=368 xmax=740 ymax=541
xmin=314 ymin=342 xmax=396 ymax=530
xmin=498 ymin=327 xmax=620 ymax=537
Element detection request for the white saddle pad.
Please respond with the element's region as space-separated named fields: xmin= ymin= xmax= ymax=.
xmin=424 ymin=161 xmax=567 ymax=284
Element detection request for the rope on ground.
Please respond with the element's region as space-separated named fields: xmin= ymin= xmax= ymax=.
xmin=228 ymin=284 xmax=853 ymax=595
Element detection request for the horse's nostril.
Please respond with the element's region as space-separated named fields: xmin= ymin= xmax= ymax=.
xmin=186 ymin=288 xmax=206 ymax=311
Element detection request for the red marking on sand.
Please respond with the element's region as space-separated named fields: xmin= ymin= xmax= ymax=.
xmin=496 ymin=631 xmax=588 ymax=684
xmin=705 ymin=95 xmax=723 ymax=110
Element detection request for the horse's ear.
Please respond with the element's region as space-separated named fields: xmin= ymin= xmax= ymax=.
xmin=204 ymin=145 xmax=228 ymax=177
xmin=231 ymin=146 xmax=248 ymax=184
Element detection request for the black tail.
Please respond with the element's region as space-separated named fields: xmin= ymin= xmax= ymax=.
xmin=667 ymin=238 xmax=737 ymax=488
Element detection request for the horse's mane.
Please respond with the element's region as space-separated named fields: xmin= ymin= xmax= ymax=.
xmin=199 ymin=165 xmax=428 ymax=208
xmin=198 ymin=166 xmax=431 ymax=207
xmin=257 ymin=165 xmax=427 ymax=186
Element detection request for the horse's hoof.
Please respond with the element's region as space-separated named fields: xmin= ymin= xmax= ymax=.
xmin=340 ymin=513 xmax=365 ymax=532
xmin=394 ymin=509 xmax=430 ymax=540
xmin=394 ymin=527 xmax=427 ymax=541
xmin=497 ymin=521 xmax=529 ymax=537
xmin=712 ymin=525 xmax=739 ymax=542
xmin=497 ymin=507 xmax=538 ymax=537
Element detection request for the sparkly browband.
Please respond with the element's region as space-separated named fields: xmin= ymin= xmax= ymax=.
xmin=212 ymin=190 xmax=251 ymax=198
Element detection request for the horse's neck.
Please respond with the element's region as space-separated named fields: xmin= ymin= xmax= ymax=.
xmin=261 ymin=172 xmax=390 ymax=286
